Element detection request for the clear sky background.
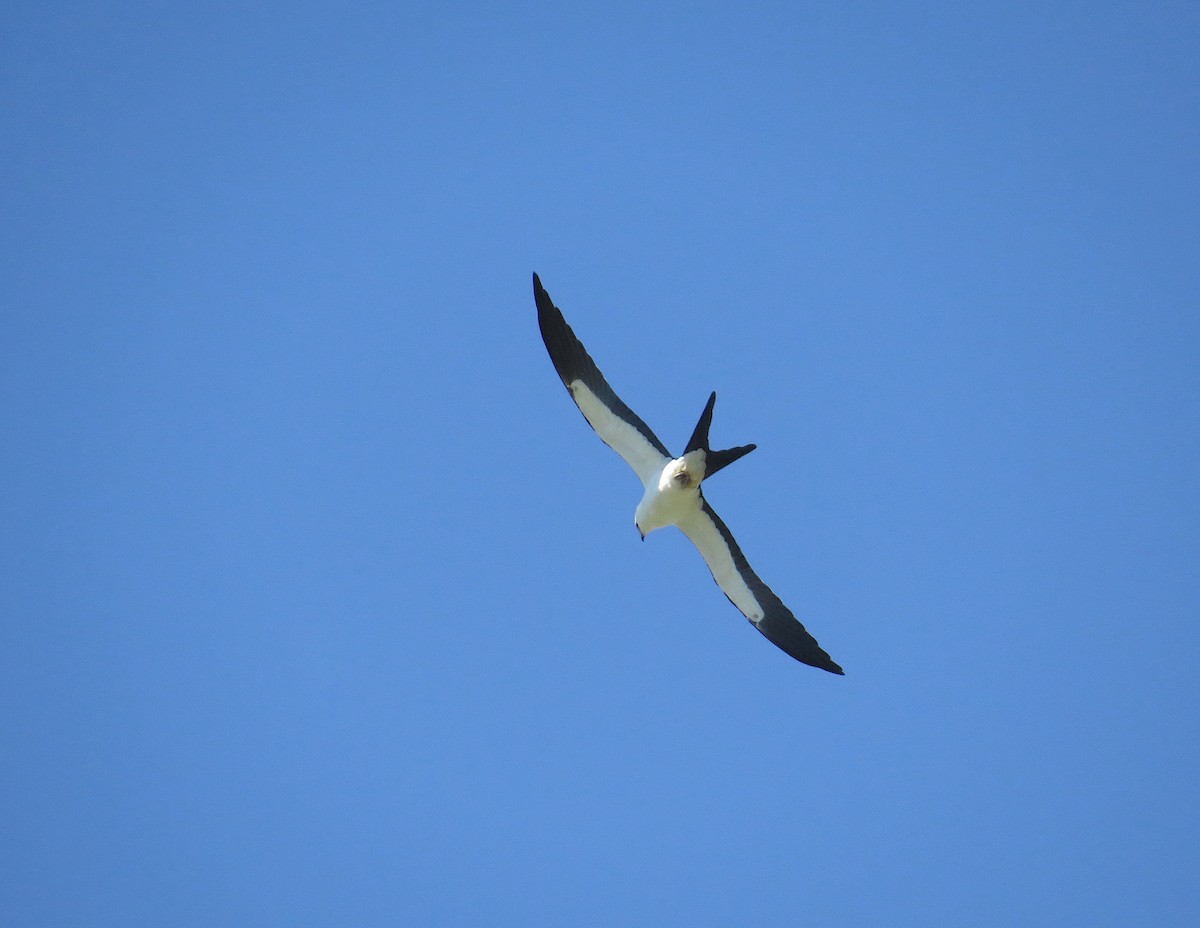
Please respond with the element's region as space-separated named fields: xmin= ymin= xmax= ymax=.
xmin=3 ymin=2 xmax=1198 ymax=925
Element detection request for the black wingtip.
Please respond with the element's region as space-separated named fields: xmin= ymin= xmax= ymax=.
xmin=794 ymin=645 xmax=844 ymax=675
xmin=751 ymin=602 xmax=843 ymax=674
xmin=533 ymin=274 xmax=559 ymax=329
xmin=778 ymin=635 xmax=844 ymax=675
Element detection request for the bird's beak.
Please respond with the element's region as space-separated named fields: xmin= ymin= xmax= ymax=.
xmin=637 ymin=526 xmax=645 ymax=542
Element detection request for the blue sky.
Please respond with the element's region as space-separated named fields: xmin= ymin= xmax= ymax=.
xmin=3 ymin=1 xmax=1198 ymax=924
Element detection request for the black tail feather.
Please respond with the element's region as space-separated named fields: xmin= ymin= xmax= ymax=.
xmin=683 ymin=392 xmax=756 ymax=480
xmin=683 ymin=392 xmax=718 ymax=456
xmin=706 ymin=443 xmax=756 ymax=477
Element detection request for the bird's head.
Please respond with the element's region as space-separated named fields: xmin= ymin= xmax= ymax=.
xmin=633 ymin=499 xmax=659 ymax=541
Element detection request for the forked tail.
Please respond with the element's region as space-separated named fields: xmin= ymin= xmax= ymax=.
xmin=683 ymin=392 xmax=756 ymax=480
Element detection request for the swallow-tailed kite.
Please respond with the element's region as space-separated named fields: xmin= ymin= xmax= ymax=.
xmin=534 ymin=273 xmax=844 ymax=674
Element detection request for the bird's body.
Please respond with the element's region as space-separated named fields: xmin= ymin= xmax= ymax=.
xmin=534 ymin=273 xmax=843 ymax=675
xmin=635 ymin=451 xmax=705 ymax=538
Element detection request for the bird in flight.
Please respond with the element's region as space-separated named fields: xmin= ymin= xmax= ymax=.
xmin=534 ymin=274 xmax=843 ymax=674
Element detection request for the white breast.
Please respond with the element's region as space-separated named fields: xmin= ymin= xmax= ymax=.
xmin=635 ymin=456 xmax=704 ymax=535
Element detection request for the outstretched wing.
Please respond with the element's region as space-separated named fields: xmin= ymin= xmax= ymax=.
xmin=535 ymin=273 xmax=671 ymax=485
xmin=679 ymin=499 xmax=844 ymax=674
